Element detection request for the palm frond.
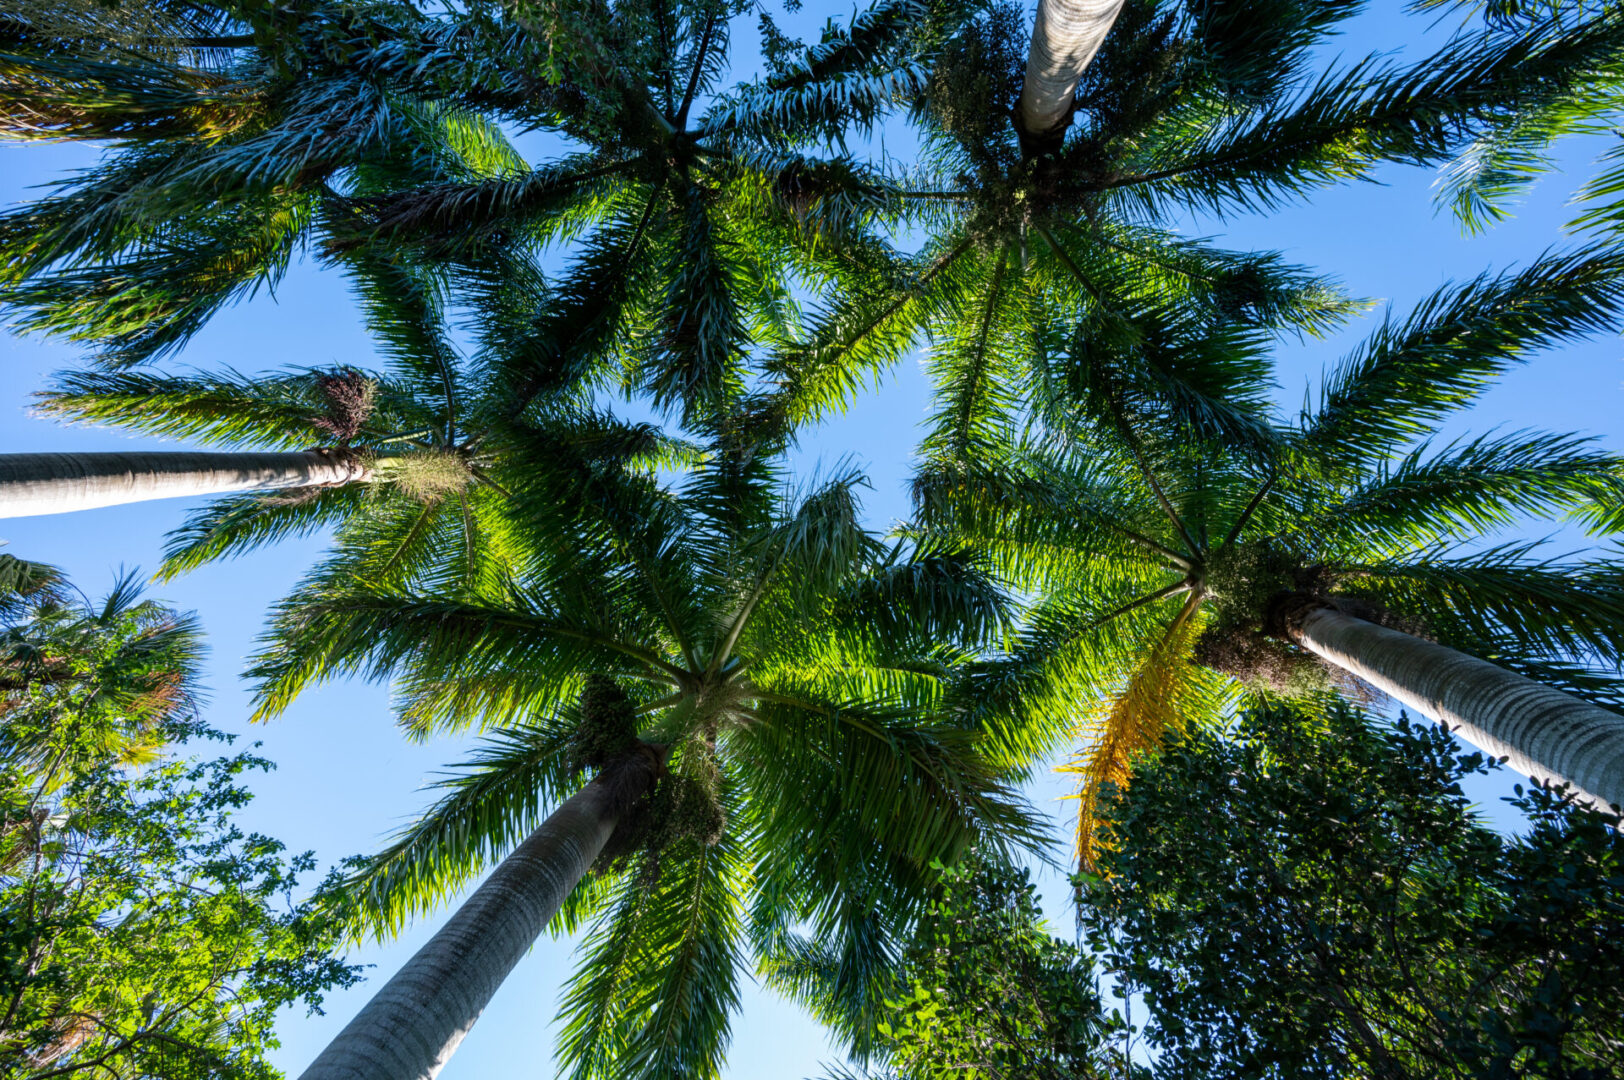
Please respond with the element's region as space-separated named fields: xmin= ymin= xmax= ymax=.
xmin=1059 ymin=601 xmax=1217 ymax=871
xmin=1298 ymin=246 xmax=1624 ymax=470
xmin=158 ymin=484 xmax=374 ymax=580
xmin=1287 ymin=431 xmax=1624 ymax=554
xmin=1342 ymin=544 xmax=1624 ymax=669
xmin=39 ymin=367 xmax=370 ymax=449
xmin=337 ymin=721 xmax=581 ymax=940
xmin=248 ymin=589 xmax=663 ymax=722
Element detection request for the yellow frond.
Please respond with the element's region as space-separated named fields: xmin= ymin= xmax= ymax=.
xmin=1060 ymin=598 xmax=1202 ymax=871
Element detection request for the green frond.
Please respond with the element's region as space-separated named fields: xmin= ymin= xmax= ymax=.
xmin=39 ymin=367 xmax=370 ymax=449
xmin=918 ymin=243 xmax=1024 ymax=463
xmin=1342 ymin=544 xmax=1624 ymax=669
xmin=5 ymin=193 xmax=313 ymax=366
xmin=248 ymin=589 xmax=653 ymax=723
xmin=1287 ymin=431 xmax=1624 ymax=554
xmin=1095 ymin=11 xmax=1624 ymax=217
xmin=702 ymin=0 xmax=928 ymax=143
xmin=1299 ymin=246 xmax=1624 ymax=470
xmin=158 ymin=485 xmax=375 ymax=580
xmin=327 ymin=155 xmax=632 ymax=255
xmin=616 ymin=834 xmax=746 ymax=1080
xmin=639 ymin=182 xmax=748 ymax=421
xmin=737 ymin=693 xmax=1043 ymax=878
xmin=1182 ymin=0 xmax=1363 ymax=105
xmin=337 ymin=722 xmax=581 ymax=941
xmin=0 ymin=50 xmax=267 ymax=143
xmin=488 ymin=186 xmax=669 ymax=416
xmin=841 ymin=546 xmax=1012 ymax=650
xmin=756 ymin=910 xmax=904 ymax=1064
xmin=559 ymin=819 xmax=746 ymax=1080
xmin=762 ymin=233 xmax=974 ymax=429
xmin=0 ymin=553 xmax=64 ymax=616
xmin=1572 ymin=135 xmax=1624 ymax=238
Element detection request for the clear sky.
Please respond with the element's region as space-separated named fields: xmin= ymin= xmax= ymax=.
xmin=2 ymin=2 xmax=1619 ymax=1077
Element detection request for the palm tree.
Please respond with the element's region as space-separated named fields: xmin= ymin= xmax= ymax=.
xmin=767 ymin=0 xmax=1624 ymax=432
xmin=0 ymin=569 xmax=205 ymax=787
xmin=916 ymin=247 xmax=1624 ymax=860
xmin=4 ymin=258 xmax=516 ymax=594
xmin=2 ymin=0 xmax=943 ymax=544
xmin=249 ymin=426 xmax=1036 ymax=1080
xmin=1 ymin=0 xmax=928 ymax=425
xmin=0 ymin=19 xmax=539 ymax=521
xmin=1017 ymin=0 xmax=1125 ymax=148
xmin=0 ymin=553 xmax=61 ymax=617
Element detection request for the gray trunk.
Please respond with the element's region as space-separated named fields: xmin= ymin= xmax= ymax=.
xmin=0 ymin=451 xmax=370 ymax=519
xmin=1292 ymin=606 xmax=1624 ymax=814
xmin=1017 ymin=0 xmax=1126 ymax=144
xmin=299 ymin=781 xmax=620 ymax=1080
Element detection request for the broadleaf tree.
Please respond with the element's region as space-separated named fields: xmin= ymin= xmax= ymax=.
xmin=1082 ymin=698 xmax=1624 ymax=1079
xmin=0 ymin=571 xmax=359 ymax=1079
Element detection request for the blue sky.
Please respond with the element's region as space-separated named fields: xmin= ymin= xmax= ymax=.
xmin=2 ymin=1 xmax=1620 ymax=1076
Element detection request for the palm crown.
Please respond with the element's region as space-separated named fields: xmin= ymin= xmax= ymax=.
xmin=2 ymin=0 xmax=944 ymax=433
xmin=767 ymin=0 xmax=1624 ymax=433
xmin=248 ymin=419 xmax=1040 ymax=1076
xmin=917 ymin=246 xmax=1624 ymax=863
xmin=0 ymin=570 xmax=205 ymax=789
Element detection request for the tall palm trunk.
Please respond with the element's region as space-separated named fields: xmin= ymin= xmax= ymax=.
xmin=0 ymin=450 xmax=370 ymax=519
xmin=1017 ymin=0 xmax=1126 ymax=147
xmin=299 ymin=776 xmax=631 ymax=1080
xmin=1289 ymin=606 xmax=1624 ymax=814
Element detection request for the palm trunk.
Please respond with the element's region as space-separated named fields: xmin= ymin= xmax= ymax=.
xmin=1017 ymin=0 xmax=1126 ymax=148
xmin=299 ymin=780 xmax=623 ymax=1080
xmin=1290 ymin=606 xmax=1624 ymax=814
xmin=0 ymin=451 xmax=370 ymax=519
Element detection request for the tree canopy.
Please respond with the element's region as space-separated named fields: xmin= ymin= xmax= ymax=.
xmin=4 ymin=0 xmax=1624 ymax=1077
xmin=1082 ymin=699 xmax=1624 ymax=1079
xmin=0 ymin=572 xmax=359 ymax=1079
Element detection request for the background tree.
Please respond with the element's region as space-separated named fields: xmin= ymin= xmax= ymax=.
xmin=915 ymin=246 xmax=1624 ymax=861
xmin=0 ymin=571 xmax=359 ymax=1079
xmin=818 ymin=856 xmax=1136 ymax=1080
xmin=1081 ymin=698 xmax=1624 ymax=1079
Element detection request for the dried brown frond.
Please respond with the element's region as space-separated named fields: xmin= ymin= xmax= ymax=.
xmin=28 ymin=1012 xmax=98 ymax=1068
xmin=1062 ymin=605 xmax=1201 ymax=872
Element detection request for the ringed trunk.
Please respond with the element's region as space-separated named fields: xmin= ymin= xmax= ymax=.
xmin=0 ymin=451 xmax=372 ymax=519
xmin=299 ymin=777 xmax=630 ymax=1080
xmin=1017 ymin=0 xmax=1127 ymax=148
xmin=1289 ymin=605 xmax=1624 ymax=814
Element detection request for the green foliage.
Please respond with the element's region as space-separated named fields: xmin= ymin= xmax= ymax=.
xmin=251 ymin=432 xmax=1042 ymax=1078
xmin=0 ymin=571 xmax=359 ymax=1079
xmin=915 ymin=244 xmax=1624 ymax=859
xmin=0 ymin=570 xmax=205 ymax=777
xmin=1082 ymin=699 xmax=1624 ymax=1079
xmin=1416 ymin=0 xmax=1624 ymax=237
xmin=838 ymin=857 xmax=1133 ymax=1080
